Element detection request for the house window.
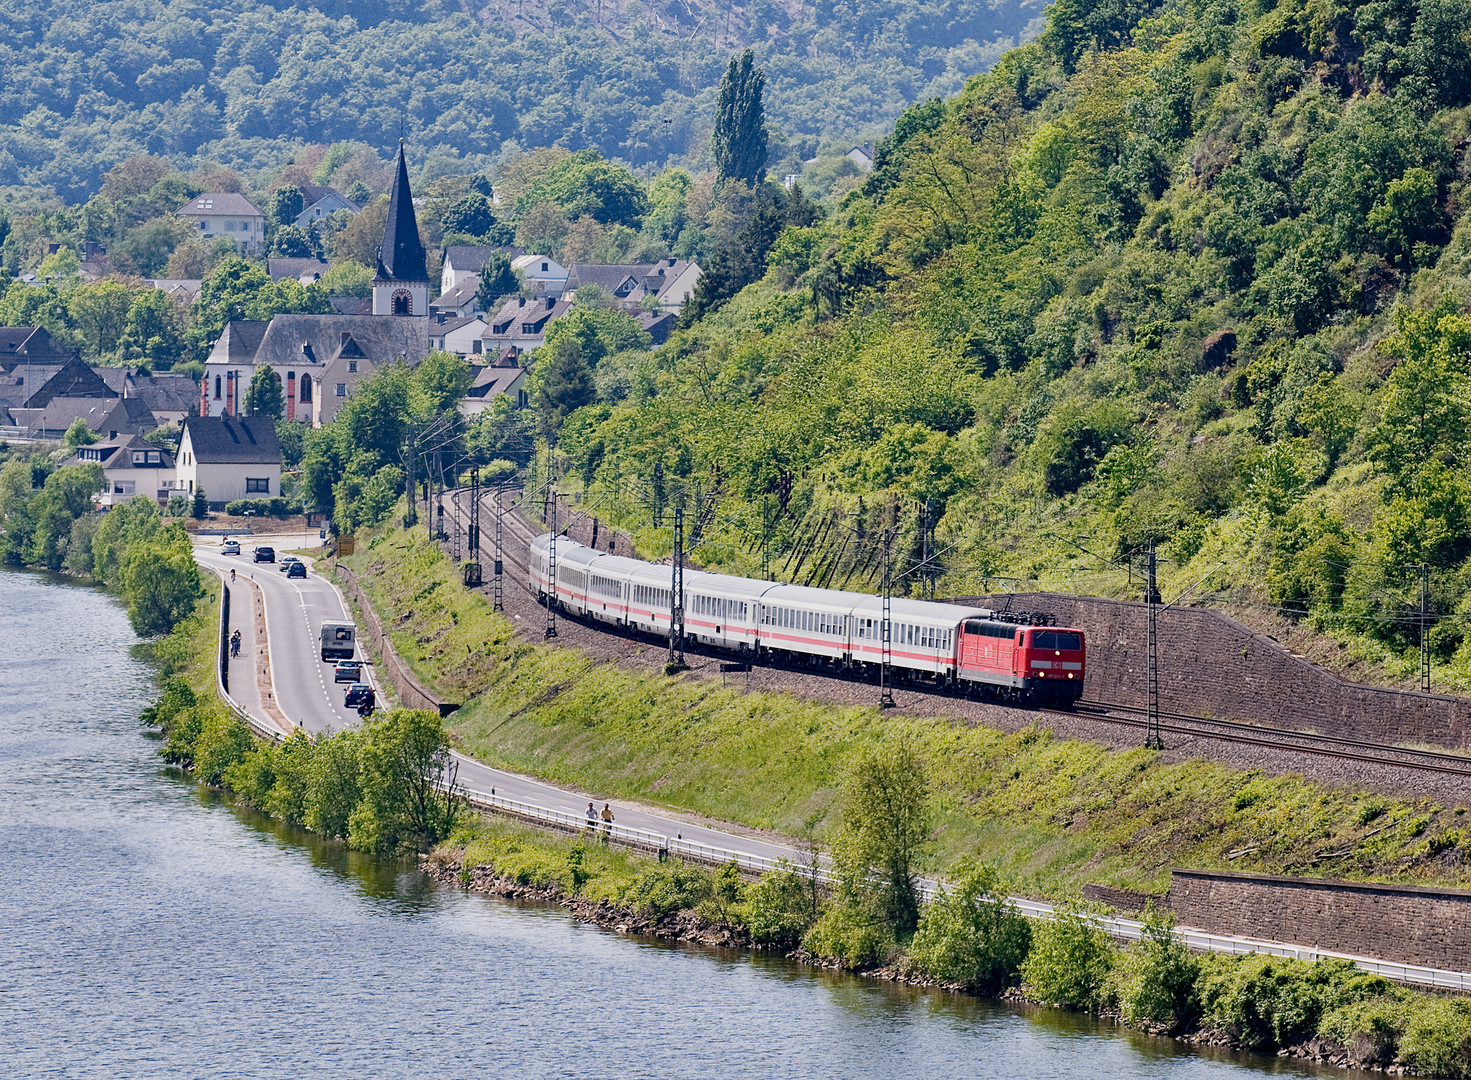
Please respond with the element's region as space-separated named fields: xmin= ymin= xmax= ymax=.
xmin=472 ymin=340 xmax=482 ymax=354
xmin=214 ymin=375 xmax=222 ymax=399
xmin=114 ymin=481 xmax=135 ymax=495
xmin=540 ymin=262 xmax=548 ymax=271
xmin=245 ymin=478 xmax=269 ymax=493
xmin=335 ymin=383 xmax=346 ymax=397
xmin=348 ymin=361 xmax=357 ymax=372
xmin=299 ymin=374 xmax=312 ymax=402
xmin=224 ymin=221 xmax=235 ymax=231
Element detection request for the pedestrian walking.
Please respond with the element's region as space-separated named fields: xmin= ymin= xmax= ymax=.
xmin=600 ymin=802 xmax=614 ymax=837
xmin=586 ymin=802 xmax=597 ymax=831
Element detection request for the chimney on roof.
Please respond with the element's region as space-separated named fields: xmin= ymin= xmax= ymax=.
xmin=668 ymin=258 xmax=676 ymax=267
xmin=518 ymin=297 xmax=525 ymax=307
xmin=546 ymin=297 xmax=554 ymax=309
xmin=302 ymin=342 xmax=316 ymax=362
xmin=340 ymin=331 xmax=350 ymax=346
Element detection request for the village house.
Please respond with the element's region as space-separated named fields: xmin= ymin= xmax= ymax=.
xmin=460 ymin=353 xmax=529 ymax=415
xmin=176 ymin=193 xmax=266 ymax=253
xmin=564 ymin=259 xmax=701 ymax=312
xmin=439 ymin=244 xmax=525 ymax=291
xmin=70 ymin=433 xmax=179 ymax=508
xmin=267 ymin=257 xmax=330 ymax=284
xmin=480 ymin=295 xmax=573 ymax=356
xmin=294 ymin=184 xmax=360 ymax=230
xmin=511 ymin=253 xmax=569 ymax=298
xmin=176 ymin=415 xmax=281 ymax=505
xmin=429 ymin=314 xmax=491 ymax=356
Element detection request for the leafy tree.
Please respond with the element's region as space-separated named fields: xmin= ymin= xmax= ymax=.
xmin=67 ymin=280 xmax=133 ymax=358
xmin=192 ymin=486 xmax=207 ymax=518
xmin=713 ymin=49 xmax=769 ymax=187
xmin=515 ymin=150 xmax=648 ymax=228
xmin=269 ymin=224 xmax=316 ymax=258
xmin=1371 ymin=302 xmax=1471 ymax=485
xmin=1020 ymin=903 xmax=1117 ymax=1011
xmin=537 ymin=336 xmax=597 ymax=436
xmin=543 ymin=305 xmax=650 ymax=368
xmin=909 ymin=860 xmax=1032 ymax=991
xmin=243 ymin=364 xmax=285 ymax=419
xmin=24 ymin=464 xmax=104 ymax=571
xmin=121 ymin=521 xmax=202 ymax=635
xmin=118 ymin=288 xmax=187 ymax=367
xmin=412 ymin=349 xmax=473 ymax=415
xmin=319 ymin=260 xmax=373 ymax=297
xmin=348 ymin=708 xmax=458 ymax=854
xmin=62 ymin=418 xmax=100 ymax=452
xmin=92 ymin=496 xmax=161 ymax=584
xmin=830 ymin=739 xmax=933 ymax=938
xmin=268 ymin=184 xmax=306 ymax=226
xmin=1109 ymin=906 xmax=1200 ymax=1030
xmin=473 ymin=252 xmax=522 ymax=313
xmin=440 ymin=192 xmax=498 ymax=237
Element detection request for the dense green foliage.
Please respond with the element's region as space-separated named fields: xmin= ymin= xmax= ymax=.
xmin=713 ymin=49 xmax=769 ymax=187
xmin=0 ymin=0 xmax=1032 ymax=199
xmin=539 ymin=0 xmax=1471 ymax=686
xmin=0 ymin=452 xmax=202 ymax=635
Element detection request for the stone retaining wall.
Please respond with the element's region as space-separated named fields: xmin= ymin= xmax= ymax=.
xmin=962 ymin=592 xmax=1471 ymax=749
xmin=1169 ymin=868 xmax=1471 ymax=972
xmin=336 ymin=563 xmax=458 ymax=717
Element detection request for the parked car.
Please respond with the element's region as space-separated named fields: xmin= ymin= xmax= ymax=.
xmin=253 ymin=546 xmax=275 ymax=563
xmin=333 ymin=661 xmax=362 ymax=683
xmin=278 ymin=555 xmax=301 ymax=573
xmin=344 ymin=683 xmax=373 ymax=709
xmin=286 ymin=561 xmax=306 ymax=579
xmin=221 ymin=540 xmax=240 ymax=555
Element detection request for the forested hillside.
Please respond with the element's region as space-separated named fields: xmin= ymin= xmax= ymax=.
xmin=0 ymin=0 xmax=1036 ymax=198
xmin=548 ymin=0 xmax=1471 ymax=689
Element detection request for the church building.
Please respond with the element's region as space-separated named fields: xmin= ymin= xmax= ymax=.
xmin=373 ymin=140 xmax=430 ymax=317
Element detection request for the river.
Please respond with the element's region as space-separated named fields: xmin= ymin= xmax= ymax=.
xmin=0 ymin=567 xmax=1354 ymax=1079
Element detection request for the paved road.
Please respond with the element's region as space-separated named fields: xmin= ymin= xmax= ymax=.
xmin=192 ymin=539 xmax=811 ymax=867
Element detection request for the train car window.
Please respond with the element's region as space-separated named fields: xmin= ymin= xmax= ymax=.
xmin=1054 ymin=631 xmax=1082 ymax=651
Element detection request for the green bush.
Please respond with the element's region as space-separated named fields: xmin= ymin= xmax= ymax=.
xmin=1398 ymin=996 xmax=1471 ymax=1079
xmin=224 ymin=497 xmax=300 ymax=518
xmin=1020 ymin=904 xmax=1117 ymax=1011
xmin=909 ymin=860 xmax=1031 ymax=992
xmin=189 ymin=709 xmax=255 ymax=786
xmin=802 ymin=903 xmax=892 ymax=969
xmin=744 ymin=861 xmax=816 ymax=948
xmin=1106 ymin=906 xmax=1199 ymax=1030
xmin=622 ymin=862 xmax=714 ymax=918
xmin=1318 ymin=992 xmax=1410 ymax=1069
xmin=1195 ymin=954 xmax=1390 ymax=1050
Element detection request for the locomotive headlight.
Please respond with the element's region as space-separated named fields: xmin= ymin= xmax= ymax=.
xmin=1067 ymin=672 xmax=1074 ymax=678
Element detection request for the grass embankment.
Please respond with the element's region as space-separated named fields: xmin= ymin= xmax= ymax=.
xmin=338 ymin=520 xmax=1471 ymax=896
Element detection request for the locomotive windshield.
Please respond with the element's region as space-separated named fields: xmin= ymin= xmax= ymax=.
xmin=1032 ymin=630 xmax=1083 ymax=651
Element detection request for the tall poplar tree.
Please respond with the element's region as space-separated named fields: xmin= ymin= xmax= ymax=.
xmin=712 ymin=49 xmax=768 ymax=187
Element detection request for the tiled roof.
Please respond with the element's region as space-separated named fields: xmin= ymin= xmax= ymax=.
xmin=267 ymin=258 xmax=329 ymax=282
xmin=181 ymin=415 xmax=280 ymax=464
xmin=176 ymin=193 xmax=263 ymax=218
xmin=443 ymin=245 xmax=524 ymax=272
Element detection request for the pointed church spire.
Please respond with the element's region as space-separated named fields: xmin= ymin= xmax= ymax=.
xmin=376 ymin=139 xmax=427 ymax=284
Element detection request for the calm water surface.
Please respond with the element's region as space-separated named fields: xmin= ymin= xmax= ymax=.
xmin=0 ymin=568 xmax=1354 ymax=1079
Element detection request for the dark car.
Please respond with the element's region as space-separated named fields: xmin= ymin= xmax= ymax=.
xmin=333 ymin=661 xmax=362 ymax=683
xmin=278 ymin=555 xmax=301 ymax=573
xmin=253 ymin=546 xmax=275 ymax=563
xmin=286 ymin=561 xmax=306 ymax=579
xmin=344 ymin=683 xmax=373 ymax=709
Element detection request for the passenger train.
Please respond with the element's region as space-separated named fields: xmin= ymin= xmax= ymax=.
xmin=529 ymin=534 xmax=1087 ymax=705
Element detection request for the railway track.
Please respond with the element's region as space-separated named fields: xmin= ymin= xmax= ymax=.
xmin=439 ymin=487 xmax=1471 ymax=780
xmin=1063 ymin=699 xmax=1471 ymax=778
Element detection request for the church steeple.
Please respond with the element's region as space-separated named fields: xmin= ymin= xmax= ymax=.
xmin=373 ymin=140 xmax=429 ymax=316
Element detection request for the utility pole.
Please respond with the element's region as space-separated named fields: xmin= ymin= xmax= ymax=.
xmin=452 ymin=482 xmax=462 ymax=562
xmin=920 ymin=498 xmax=936 ymax=601
xmin=404 ymin=425 xmax=417 ymax=528
xmin=464 ymin=466 xmax=482 ymax=588
xmin=1420 ymin=561 xmax=1431 ymax=693
xmin=668 ymin=506 xmax=686 ymax=670
xmin=879 ymin=528 xmax=895 ymax=709
xmin=434 ymin=451 xmax=444 ymax=539
xmin=761 ymin=497 xmax=772 ymax=581
xmin=493 ymin=485 xmax=505 ymax=612
xmin=1145 ymin=542 xmax=1162 ymax=750
xmin=545 ymin=489 xmax=558 ymax=640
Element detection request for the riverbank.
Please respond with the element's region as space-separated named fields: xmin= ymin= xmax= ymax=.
xmin=420 ymin=818 xmax=1470 ymax=1077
